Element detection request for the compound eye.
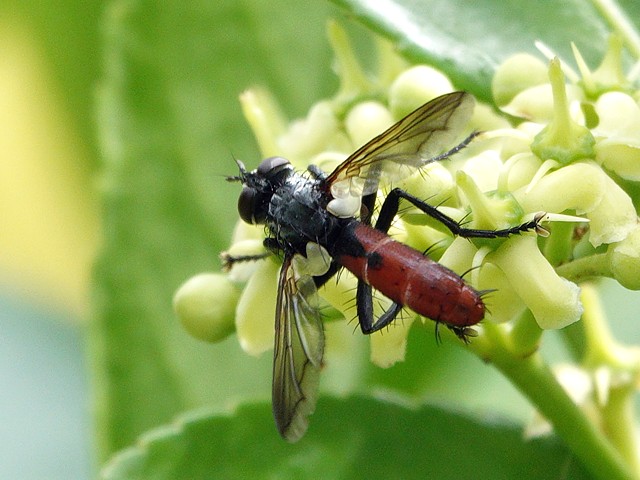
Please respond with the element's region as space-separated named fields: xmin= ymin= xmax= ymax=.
xmin=238 ymin=186 xmax=258 ymax=224
xmin=257 ymin=156 xmax=290 ymax=176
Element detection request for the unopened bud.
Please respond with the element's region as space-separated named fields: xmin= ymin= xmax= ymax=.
xmin=173 ymin=273 xmax=239 ymax=342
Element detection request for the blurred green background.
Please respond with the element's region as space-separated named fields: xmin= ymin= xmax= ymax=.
xmin=0 ymin=1 xmax=337 ymax=477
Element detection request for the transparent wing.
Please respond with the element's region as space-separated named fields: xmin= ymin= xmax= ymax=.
xmin=272 ymin=255 xmax=324 ymax=442
xmin=324 ymin=91 xmax=475 ymax=197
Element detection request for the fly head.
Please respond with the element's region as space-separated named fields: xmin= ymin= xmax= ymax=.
xmin=234 ymin=156 xmax=294 ymax=225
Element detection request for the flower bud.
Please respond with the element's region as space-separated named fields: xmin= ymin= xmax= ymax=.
xmin=400 ymin=162 xmax=455 ymax=211
xmin=593 ymin=92 xmax=640 ymax=181
xmin=438 ymin=236 xmax=477 ymax=273
xmin=608 ymin=225 xmax=640 ymax=290
xmin=173 ymin=273 xmax=239 ymax=342
xmin=487 ymin=236 xmax=583 ymax=329
xmin=240 ymin=88 xmax=287 ymax=158
xmin=235 ymin=259 xmax=279 ymax=355
xmin=345 ymin=101 xmax=393 ymax=148
xmin=529 ymin=58 xmax=594 ymax=163
xmin=574 ymin=35 xmax=629 ymax=96
xmin=456 ymin=170 xmax=524 ymax=234
xmin=501 ymin=84 xmax=555 ymax=122
xmin=492 ymin=53 xmax=548 ymax=107
xmin=388 ymin=65 xmax=453 ymax=118
xmin=278 ymin=101 xmax=348 ymax=164
xmin=516 ymin=162 xmax=636 ymax=247
xmin=478 ymin=262 xmax=526 ymax=323
xmin=502 ymin=152 xmax=542 ymax=191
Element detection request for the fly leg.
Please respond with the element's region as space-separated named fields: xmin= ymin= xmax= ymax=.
xmin=354 ymin=186 xmax=543 ymax=335
xmin=220 ymin=251 xmax=271 ymax=270
xmin=356 ymin=282 xmax=404 ymax=334
xmin=220 ymin=237 xmax=283 ymax=270
xmin=312 ymin=261 xmax=341 ymax=288
xmin=355 ymin=191 xmax=405 ymax=334
xmin=378 ymin=188 xmax=544 ymax=239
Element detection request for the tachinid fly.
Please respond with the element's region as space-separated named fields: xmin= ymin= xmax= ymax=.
xmin=224 ymin=92 xmax=543 ymax=442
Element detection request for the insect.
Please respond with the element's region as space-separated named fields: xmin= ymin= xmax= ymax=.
xmin=224 ymin=92 xmax=543 ymax=442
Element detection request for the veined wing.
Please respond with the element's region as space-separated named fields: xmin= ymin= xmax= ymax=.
xmin=272 ymin=255 xmax=324 ymax=442
xmin=323 ymin=92 xmax=475 ymax=197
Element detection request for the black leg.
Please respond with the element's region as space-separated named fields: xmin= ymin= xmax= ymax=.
xmin=220 ymin=251 xmax=271 ymax=270
xmin=354 ymin=184 xmax=543 ymax=335
xmin=360 ymin=192 xmax=377 ymax=226
xmin=427 ymin=131 xmax=480 ymax=164
xmin=220 ymin=237 xmax=280 ymax=269
xmin=354 ymin=189 xmax=408 ymax=334
xmin=356 ymin=282 xmax=404 ymax=333
xmin=312 ymin=261 xmax=341 ymax=289
xmin=379 ymin=188 xmax=543 ymax=239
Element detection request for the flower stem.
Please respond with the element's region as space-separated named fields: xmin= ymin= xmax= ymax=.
xmin=510 ymin=309 xmax=543 ymax=355
xmin=555 ymin=253 xmax=612 ymax=283
xmin=484 ymin=341 xmax=635 ymax=480
xmin=327 ymin=20 xmax=372 ymax=99
xmin=590 ymin=0 xmax=640 ymax=58
xmin=602 ymin=383 xmax=640 ymax=475
xmin=580 ymin=284 xmax=640 ymax=472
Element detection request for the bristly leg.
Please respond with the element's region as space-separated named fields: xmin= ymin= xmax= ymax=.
xmin=378 ymin=188 xmax=545 ymax=240
xmin=220 ymin=251 xmax=271 ymax=271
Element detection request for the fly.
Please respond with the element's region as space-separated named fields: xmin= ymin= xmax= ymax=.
xmin=223 ymin=92 xmax=543 ymax=442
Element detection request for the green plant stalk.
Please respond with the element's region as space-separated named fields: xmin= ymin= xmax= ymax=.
xmin=542 ymin=221 xmax=574 ymax=266
xmin=555 ymin=253 xmax=611 ymax=283
xmin=590 ymin=0 xmax=640 ymax=58
xmin=477 ymin=333 xmax=635 ymax=480
xmin=509 ymin=310 xmax=543 ymax=355
xmin=580 ymin=284 xmax=640 ymax=473
xmin=602 ymin=383 xmax=640 ymax=475
xmin=558 ymin=321 xmax=586 ymax=362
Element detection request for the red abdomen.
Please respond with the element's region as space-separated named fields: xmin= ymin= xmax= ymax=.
xmin=334 ymin=223 xmax=484 ymax=327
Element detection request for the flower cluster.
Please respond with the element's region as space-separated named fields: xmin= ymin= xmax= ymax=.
xmin=174 ymin=28 xmax=639 ymax=371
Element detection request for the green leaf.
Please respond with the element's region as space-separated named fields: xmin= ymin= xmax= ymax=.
xmin=101 ymin=397 xmax=591 ymax=480
xmin=92 ymin=0 xmax=336 ymax=459
xmin=330 ymin=0 xmax=640 ymax=101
